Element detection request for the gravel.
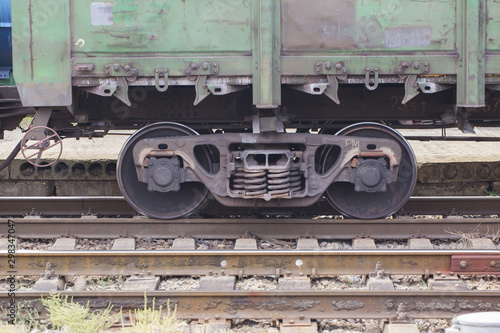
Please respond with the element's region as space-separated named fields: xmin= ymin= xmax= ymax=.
xmin=159 ymin=277 xmax=199 ymax=291
xmin=319 ymin=241 xmax=352 ymax=249
xmin=18 ymin=239 xmax=55 ymax=250
xmin=76 ymin=238 xmax=113 ymax=250
xmin=136 ymin=238 xmax=172 ymax=250
xmin=375 ymin=240 xmax=408 ymax=249
xmin=196 ymin=239 xmax=235 ymax=250
xmin=462 ymin=276 xmax=500 ymax=290
xmin=0 ymin=276 xmax=37 ymax=291
xmin=319 ymin=319 xmax=380 ymax=333
xmin=416 ymin=319 xmax=450 ymax=332
xmin=312 ymin=276 xmax=365 ymax=290
xmin=231 ymin=319 xmax=278 ymax=332
xmin=86 ymin=276 xmax=126 ymax=291
xmin=392 ymin=275 xmax=427 ymax=290
xmin=236 ymin=276 xmax=278 ymax=291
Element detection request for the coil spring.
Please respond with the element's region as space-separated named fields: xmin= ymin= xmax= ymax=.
xmin=232 ymin=167 xmax=303 ymax=197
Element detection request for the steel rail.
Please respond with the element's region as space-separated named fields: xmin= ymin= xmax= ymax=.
xmin=1 ymin=291 xmax=499 ymax=320
xmin=0 ymin=196 xmax=499 ymax=217
xmin=1 ymin=250 xmax=499 ymax=277
xmin=1 ymin=216 xmax=499 ymax=240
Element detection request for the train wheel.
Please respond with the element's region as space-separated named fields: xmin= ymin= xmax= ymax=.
xmin=322 ymin=122 xmax=417 ymax=219
xmin=117 ymin=122 xmax=211 ymax=219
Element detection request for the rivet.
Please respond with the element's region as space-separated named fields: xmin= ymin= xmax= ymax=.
xmin=490 ymin=261 xmax=496 ymax=267
xmin=213 ymin=63 xmax=218 ymax=67
xmin=325 ymin=62 xmax=332 ymax=70
xmin=413 ymin=63 xmax=420 ymax=69
xmin=124 ymin=65 xmax=131 ymax=71
xmin=459 ymin=261 xmax=467 ymax=268
xmin=203 ymin=64 xmax=209 ymax=70
xmin=335 ymin=63 xmax=342 ymax=70
xmin=113 ymin=64 xmax=120 ymax=71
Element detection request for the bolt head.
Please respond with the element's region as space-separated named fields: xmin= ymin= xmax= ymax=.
xmin=113 ymin=64 xmax=120 ymax=71
xmin=490 ymin=261 xmax=496 ymax=267
xmin=335 ymin=63 xmax=342 ymax=70
xmin=124 ymin=65 xmax=131 ymax=71
xmin=459 ymin=261 xmax=467 ymax=268
xmin=325 ymin=62 xmax=332 ymax=70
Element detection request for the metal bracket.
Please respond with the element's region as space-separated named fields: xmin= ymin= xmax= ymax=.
xmin=154 ymin=69 xmax=169 ymax=92
xmin=418 ymin=82 xmax=451 ymax=94
xmin=207 ymin=84 xmax=249 ymax=95
xmin=396 ymin=61 xmax=430 ymax=79
xmin=81 ymin=85 xmax=117 ymax=97
xmin=105 ymin=63 xmax=139 ymax=77
xmin=280 ymin=318 xmax=317 ymax=333
xmin=194 ymin=76 xmax=211 ymax=106
xmin=185 ymin=62 xmax=219 ymax=76
xmin=402 ymin=75 xmax=420 ymax=104
xmin=115 ymin=77 xmax=131 ymax=106
xmin=365 ymin=67 xmax=379 ymax=91
xmin=314 ymin=61 xmax=349 ymax=80
xmin=324 ymin=75 xmax=340 ymax=105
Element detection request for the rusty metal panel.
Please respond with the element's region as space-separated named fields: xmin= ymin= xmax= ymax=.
xmin=281 ymin=0 xmax=456 ymax=52
xmin=451 ymin=254 xmax=500 ymax=274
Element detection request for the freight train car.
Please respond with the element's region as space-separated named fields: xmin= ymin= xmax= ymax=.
xmin=2 ymin=0 xmax=500 ymax=219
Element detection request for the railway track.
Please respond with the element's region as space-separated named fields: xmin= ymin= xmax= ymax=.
xmin=2 ymin=290 xmax=500 ymax=320
xmin=0 ymin=195 xmax=499 ymax=217
xmin=2 ymin=216 xmax=500 ymax=240
xmin=1 ymin=196 xmax=500 ymax=331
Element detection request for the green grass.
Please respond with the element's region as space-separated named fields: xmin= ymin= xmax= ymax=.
xmin=42 ymin=293 xmax=116 ymax=333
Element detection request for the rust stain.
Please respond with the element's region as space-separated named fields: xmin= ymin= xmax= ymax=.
xmin=29 ymin=0 xmax=34 ymax=80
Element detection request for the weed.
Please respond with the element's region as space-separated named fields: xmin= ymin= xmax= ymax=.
xmin=485 ymin=189 xmax=500 ymax=196
xmin=95 ymin=275 xmax=126 ymax=287
xmin=122 ymin=296 xmax=185 ymax=333
xmin=42 ymin=293 xmax=116 ymax=333
xmin=445 ymin=224 xmax=500 ymax=249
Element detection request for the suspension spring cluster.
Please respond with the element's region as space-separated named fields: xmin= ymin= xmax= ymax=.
xmin=231 ymin=167 xmax=303 ymax=198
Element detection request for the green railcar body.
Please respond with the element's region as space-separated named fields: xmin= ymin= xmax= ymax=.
xmin=9 ymin=0 xmax=499 ymax=112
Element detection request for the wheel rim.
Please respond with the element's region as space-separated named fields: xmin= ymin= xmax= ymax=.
xmin=117 ymin=122 xmax=210 ymax=219
xmin=322 ymin=122 xmax=417 ymax=219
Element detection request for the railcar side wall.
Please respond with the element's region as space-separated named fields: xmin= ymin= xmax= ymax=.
xmin=10 ymin=0 xmax=500 ymax=111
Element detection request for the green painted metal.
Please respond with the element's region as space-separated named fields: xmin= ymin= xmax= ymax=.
xmin=252 ymin=0 xmax=280 ymax=108
xmin=10 ymin=0 xmax=500 ymax=109
xmin=11 ymin=0 xmax=72 ymax=106
xmin=457 ymin=0 xmax=486 ymax=108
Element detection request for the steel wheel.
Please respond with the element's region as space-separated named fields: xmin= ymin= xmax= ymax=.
xmin=117 ymin=122 xmax=211 ymax=219
xmin=322 ymin=122 xmax=417 ymax=219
